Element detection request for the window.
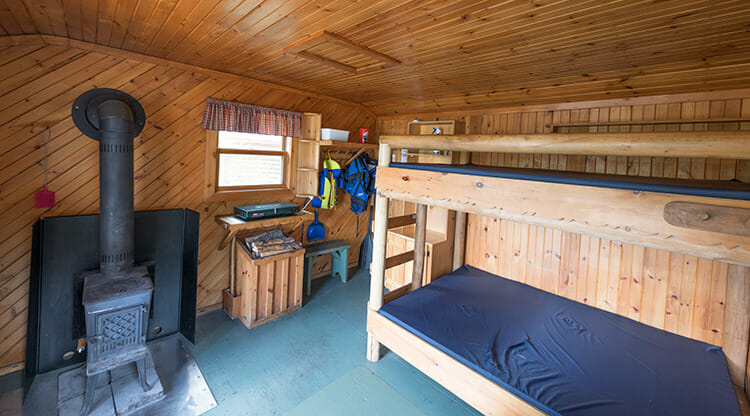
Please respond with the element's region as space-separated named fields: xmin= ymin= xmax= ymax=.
xmin=203 ymin=112 xmax=320 ymax=202
xmin=214 ymin=131 xmax=290 ymax=191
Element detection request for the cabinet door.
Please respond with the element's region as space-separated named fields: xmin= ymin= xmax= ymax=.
xmin=295 ymin=113 xmax=321 ymax=197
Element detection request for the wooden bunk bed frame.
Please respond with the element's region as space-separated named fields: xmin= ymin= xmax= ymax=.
xmin=366 ymin=132 xmax=750 ymax=416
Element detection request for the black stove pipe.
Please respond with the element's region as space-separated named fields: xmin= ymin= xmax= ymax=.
xmin=97 ymin=99 xmax=136 ymax=274
xmin=72 ymin=89 xmax=146 ymax=276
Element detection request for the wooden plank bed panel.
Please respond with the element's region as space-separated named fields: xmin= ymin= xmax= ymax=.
xmin=366 ymin=309 xmax=545 ymax=416
xmin=376 ymin=166 xmax=750 ymax=266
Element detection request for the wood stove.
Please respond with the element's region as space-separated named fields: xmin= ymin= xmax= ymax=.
xmin=81 ymin=267 xmax=154 ymax=406
xmin=71 ymin=88 xmax=164 ymax=415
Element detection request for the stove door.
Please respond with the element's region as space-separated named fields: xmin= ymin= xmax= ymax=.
xmin=90 ymin=305 xmax=146 ymax=363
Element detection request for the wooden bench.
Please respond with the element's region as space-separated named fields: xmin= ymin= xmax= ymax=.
xmin=303 ymin=240 xmax=350 ymax=295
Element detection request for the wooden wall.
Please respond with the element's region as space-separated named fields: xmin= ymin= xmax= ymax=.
xmin=375 ymin=89 xmax=750 ymax=346
xmin=467 ymin=218 xmax=730 ymax=345
xmin=0 ymin=38 xmax=374 ymax=370
xmin=377 ymin=90 xmax=750 ymax=181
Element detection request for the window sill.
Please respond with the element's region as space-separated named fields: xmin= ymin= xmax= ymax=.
xmin=204 ymin=187 xmax=295 ymax=203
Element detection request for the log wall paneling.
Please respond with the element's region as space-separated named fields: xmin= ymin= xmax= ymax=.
xmin=0 ymin=41 xmax=374 ymax=369
xmin=2 ymin=0 xmax=750 ymax=114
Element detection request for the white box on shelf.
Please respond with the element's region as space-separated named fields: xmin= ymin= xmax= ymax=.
xmin=320 ymin=128 xmax=349 ymax=142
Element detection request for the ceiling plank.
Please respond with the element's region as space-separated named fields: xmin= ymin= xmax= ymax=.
xmin=0 ymin=0 xmax=749 ymax=114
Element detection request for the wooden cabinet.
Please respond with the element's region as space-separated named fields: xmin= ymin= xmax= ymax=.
xmin=234 ymin=240 xmax=305 ymax=329
xmin=295 ymin=113 xmax=321 ymax=197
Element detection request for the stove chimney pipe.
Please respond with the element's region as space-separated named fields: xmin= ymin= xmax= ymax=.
xmin=72 ymin=88 xmax=146 ymax=275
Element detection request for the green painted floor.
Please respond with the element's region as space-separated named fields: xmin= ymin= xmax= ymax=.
xmin=191 ymin=268 xmax=482 ymax=416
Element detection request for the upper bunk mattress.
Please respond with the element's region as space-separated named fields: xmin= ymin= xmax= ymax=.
xmin=389 ymin=163 xmax=750 ymax=200
xmin=379 ymin=265 xmax=741 ymax=416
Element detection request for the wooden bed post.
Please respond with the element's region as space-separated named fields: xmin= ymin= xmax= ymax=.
xmin=723 ymin=265 xmax=750 ymax=401
xmin=368 ymin=142 xmax=391 ymax=362
xmin=411 ymin=204 xmax=428 ymax=291
xmin=452 ymin=150 xmax=470 ymax=271
xmin=453 ymin=212 xmax=467 ymax=270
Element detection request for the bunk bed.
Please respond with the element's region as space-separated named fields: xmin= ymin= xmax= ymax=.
xmin=366 ymin=132 xmax=750 ymax=416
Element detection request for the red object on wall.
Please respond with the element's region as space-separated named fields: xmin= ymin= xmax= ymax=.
xmin=35 ymin=129 xmax=56 ymax=209
xmin=359 ymin=128 xmax=368 ymax=143
xmin=34 ymin=186 xmax=55 ymax=208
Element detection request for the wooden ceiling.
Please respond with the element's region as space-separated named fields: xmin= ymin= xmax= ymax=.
xmin=1 ymin=0 xmax=749 ymax=115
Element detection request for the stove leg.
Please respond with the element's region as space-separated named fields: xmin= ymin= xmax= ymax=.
xmin=79 ymin=373 xmax=100 ymax=416
xmin=136 ymin=357 xmax=153 ymax=391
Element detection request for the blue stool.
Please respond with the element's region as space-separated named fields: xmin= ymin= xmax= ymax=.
xmin=303 ymin=240 xmax=350 ymax=296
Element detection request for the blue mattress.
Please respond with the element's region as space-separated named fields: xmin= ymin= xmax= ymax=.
xmin=389 ymin=163 xmax=750 ymax=200
xmin=379 ymin=266 xmax=741 ymax=416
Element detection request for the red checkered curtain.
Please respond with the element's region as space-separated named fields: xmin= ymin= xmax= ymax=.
xmin=201 ymin=98 xmax=302 ymax=137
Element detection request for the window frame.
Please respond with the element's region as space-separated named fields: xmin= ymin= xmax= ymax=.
xmin=203 ymin=130 xmax=297 ymax=202
xmin=214 ymin=136 xmax=289 ymax=192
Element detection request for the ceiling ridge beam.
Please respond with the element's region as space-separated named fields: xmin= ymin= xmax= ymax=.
xmin=0 ymin=34 xmax=378 ymax=120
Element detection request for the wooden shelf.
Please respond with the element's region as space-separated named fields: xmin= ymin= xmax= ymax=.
xmin=319 ymin=140 xmax=378 ymax=150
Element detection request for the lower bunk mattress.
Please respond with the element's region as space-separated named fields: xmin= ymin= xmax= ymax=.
xmin=379 ymin=265 xmax=741 ymax=416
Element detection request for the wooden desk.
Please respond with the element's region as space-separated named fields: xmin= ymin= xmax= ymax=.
xmin=217 ymin=211 xmax=314 ymax=319
xmin=215 ymin=211 xmax=314 ymax=250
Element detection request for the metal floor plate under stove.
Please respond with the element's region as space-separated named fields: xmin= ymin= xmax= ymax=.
xmin=12 ymin=334 xmax=215 ymax=416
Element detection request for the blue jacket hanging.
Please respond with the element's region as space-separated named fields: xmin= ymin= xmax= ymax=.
xmin=343 ymin=153 xmax=378 ymax=214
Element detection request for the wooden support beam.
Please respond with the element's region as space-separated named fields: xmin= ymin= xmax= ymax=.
xmin=385 ymin=250 xmax=416 ymax=269
xmin=367 ymin=142 xmax=391 ymax=362
xmin=320 ymin=31 xmax=400 ymax=66
xmin=387 ymin=214 xmax=417 ymax=229
xmin=411 ymin=204 xmax=427 ymax=292
xmin=284 ymin=30 xmax=399 ymax=75
xmin=377 ymin=167 xmax=750 ymax=266
xmin=366 ymin=329 xmax=382 ymax=363
xmin=383 ymin=285 xmax=410 ymax=304
xmin=290 ymin=51 xmax=357 ymax=74
xmin=723 ymin=265 xmax=750 ymax=394
xmin=380 ymin=132 xmax=750 ymax=159
xmin=453 ymin=212 xmax=467 ymax=271
xmin=452 ymin=150 xmax=471 ymax=271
